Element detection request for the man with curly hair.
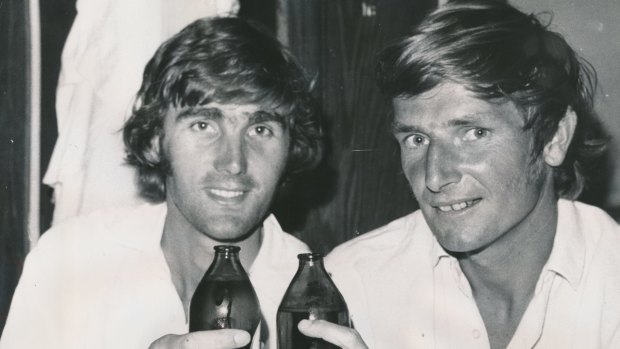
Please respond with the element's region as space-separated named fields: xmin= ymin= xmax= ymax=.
xmin=1 ymin=17 xmax=322 ymax=349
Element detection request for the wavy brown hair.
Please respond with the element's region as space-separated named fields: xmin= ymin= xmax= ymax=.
xmin=123 ymin=17 xmax=323 ymax=202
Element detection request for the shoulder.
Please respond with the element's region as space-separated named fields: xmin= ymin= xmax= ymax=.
xmin=33 ymin=203 xmax=167 ymax=259
xmin=14 ymin=203 xmax=168 ymax=309
xmin=13 ymin=203 xmax=166 ymax=294
xmin=558 ymin=199 xmax=620 ymax=266
xmin=560 ymin=201 xmax=620 ymax=340
xmin=1 ymin=204 xmax=169 ymax=348
xmin=263 ymin=214 xmax=310 ymax=255
xmin=561 ymin=199 xmax=619 ymax=233
xmin=559 ymin=199 xmax=620 ymax=253
xmin=561 ymin=200 xmax=620 ymax=295
xmin=576 ymin=200 xmax=620 ymax=265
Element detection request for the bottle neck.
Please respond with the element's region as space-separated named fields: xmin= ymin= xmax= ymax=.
xmin=206 ymin=246 xmax=248 ymax=279
xmin=279 ymin=253 xmax=349 ymax=312
xmin=296 ymin=253 xmax=329 ymax=279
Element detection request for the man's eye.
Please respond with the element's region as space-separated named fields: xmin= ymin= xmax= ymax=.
xmin=403 ymin=134 xmax=429 ymax=148
xmin=464 ymin=128 xmax=488 ymax=140
xmin=190 ymin=121 xmax=216 ymax=133
xmin=248 ymin=125 xmax=274 ymax=138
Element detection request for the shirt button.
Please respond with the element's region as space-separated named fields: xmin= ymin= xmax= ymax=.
xmin=472 ymin=329 xmax=481 ymax=339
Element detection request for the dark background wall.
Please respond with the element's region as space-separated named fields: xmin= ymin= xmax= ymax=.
xmin=0 ymin=0 xmax=30 ymax=335
xmin=39 ymin=0 xmax=76 ymax=234
xmin=273 ymin=0 xmax=435 ymax=252
xmin=0 ymin=0 xmax=75 ymax=334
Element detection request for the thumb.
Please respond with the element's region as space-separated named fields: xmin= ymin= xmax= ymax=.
xmin=298 ymin=319 xmax=368 ymax=349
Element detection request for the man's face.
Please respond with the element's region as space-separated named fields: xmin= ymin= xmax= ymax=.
xmin=161 ymin=102 xmax=289 ymax=241
xmin=392 ymin=82 xmax=554 ymax=253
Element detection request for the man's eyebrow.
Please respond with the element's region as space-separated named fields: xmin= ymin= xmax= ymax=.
xmin=446 ymin=113 xmax=494 ymax=127
xmin=249 ymin=110 xmax=286 ymax=127
xmin=391 ymin=113 xmax=496 ymax=133
xmin=391 ymin=121 xmax=422 ymax=134
xmin=176 ymin=107 xmax=222 ymax=121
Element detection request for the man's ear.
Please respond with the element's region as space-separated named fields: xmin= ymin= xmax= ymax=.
xmin=144 ymin=135 xmax=162 ymax=164
xmin=543 ymin=108 xmax=577 ymax=166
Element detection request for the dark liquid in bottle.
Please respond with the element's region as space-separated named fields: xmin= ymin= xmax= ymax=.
xmin=190 ymin=278 xmax=260 ymax=349
xmin=277 ymin=308 xmax=349 ymax=349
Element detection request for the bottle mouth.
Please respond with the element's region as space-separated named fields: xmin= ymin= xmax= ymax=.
xmin=214 ymin=245 xmax=241 ymax=253
xmin=297 ymin=253 xmax=323 ymax=261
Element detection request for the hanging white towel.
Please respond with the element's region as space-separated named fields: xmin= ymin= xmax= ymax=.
xmin=43 ymin=0 xmax=239 ymax=225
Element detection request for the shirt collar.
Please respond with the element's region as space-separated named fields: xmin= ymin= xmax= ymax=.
xmin=425 ymin=199 xmax=586 ymax=288
xmin=422 ymin=218 xmax=451 ymax=268
xmin=248 ymin=213 xmax=278 ymax=274
xmin=541 ymin=199 xmax=585 ymax=289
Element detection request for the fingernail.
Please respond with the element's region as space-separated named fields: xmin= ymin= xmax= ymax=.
xmin=234 ymin=332 xmax=251 ymax=345
xmin=298 ymin=319 xmax=311 ymax=329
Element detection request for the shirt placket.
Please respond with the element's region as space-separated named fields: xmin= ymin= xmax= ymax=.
xmin=434 ymin=258 xmax=490 ymax=349
xmin=506 ymin=271 xmax=557 ymax=349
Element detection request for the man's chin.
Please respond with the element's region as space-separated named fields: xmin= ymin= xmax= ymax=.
xmin=431 ymin=225 xmax=497 ymax=257
xmin=199 ymin=217 xmax=261 ymax=242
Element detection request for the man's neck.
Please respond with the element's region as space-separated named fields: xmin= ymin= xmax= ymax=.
xmin=457 ymin=186 xmax=559 ymax=349
xmin=160 ymin=208 xmax=264 ymax=317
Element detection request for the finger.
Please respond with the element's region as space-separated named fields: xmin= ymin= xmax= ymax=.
xmin=185 ymin=330 xmax=251 ymax=349
xmin=149 ymin=330 xmax=251 ymax=349
xmin=297 ymin=319 xmax=368 ymax=349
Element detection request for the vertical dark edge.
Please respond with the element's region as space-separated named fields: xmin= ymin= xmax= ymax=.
xmin=0 ymin=0 xmax=29 ymax=335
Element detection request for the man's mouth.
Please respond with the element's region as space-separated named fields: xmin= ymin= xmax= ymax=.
xmin=435 ymin=199 xmax=480 ymax=212
xmin=209 ymin=188 xmax=245 ymax=198
xmin=205 ymin=187 xmax=250 ymax=202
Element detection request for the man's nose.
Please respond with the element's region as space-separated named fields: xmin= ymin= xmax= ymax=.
xmin=214 ymin=136 xmax=247 ymax=175
xmin=424 ymin=142 xmax=462 ymax=193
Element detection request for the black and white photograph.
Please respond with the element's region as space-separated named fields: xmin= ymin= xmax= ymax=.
xmin=1 ymin=0 xmax=619 ymax=348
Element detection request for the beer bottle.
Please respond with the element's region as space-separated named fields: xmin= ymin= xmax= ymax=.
xmin=189 ymin=245 xmax=261 ymax=349
xmin=277 ymin=253 xmax=351 ymax=349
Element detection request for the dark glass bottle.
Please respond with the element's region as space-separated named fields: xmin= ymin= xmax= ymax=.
xmin=277 ymin=253 xmax=351 ymax=349
xmin=189 ymin=245 xmax=261 ymax=349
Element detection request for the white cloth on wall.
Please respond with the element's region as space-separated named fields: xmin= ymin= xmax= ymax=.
xmin=43 ymin=0 xmax=239 ymax=225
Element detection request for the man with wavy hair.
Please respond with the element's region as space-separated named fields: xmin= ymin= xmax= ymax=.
xmin=299 ymin=1 xmax=620 ymax=348
xmin=1 ymin=17 xmax=322 ymax=349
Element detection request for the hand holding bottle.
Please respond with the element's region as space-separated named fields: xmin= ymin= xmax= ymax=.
xmin=148 ymin=330 xmax=251 ymax=349
xmin=277 ymin=253 xmax=358 ymax=349
xmin=297 ymin=319 xmax=369 ymax=349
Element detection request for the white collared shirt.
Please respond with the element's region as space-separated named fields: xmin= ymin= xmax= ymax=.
xmin=0 ymin=203 xmax=309 ymax=349
xmin=326 ymin=200 xmax=620 ymax=348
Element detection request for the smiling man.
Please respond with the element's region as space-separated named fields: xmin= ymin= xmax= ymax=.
xmin=299 ymin=1 xmax=620 ymax=348
xmin=1 ymin=18 xmax=322 ymax=349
